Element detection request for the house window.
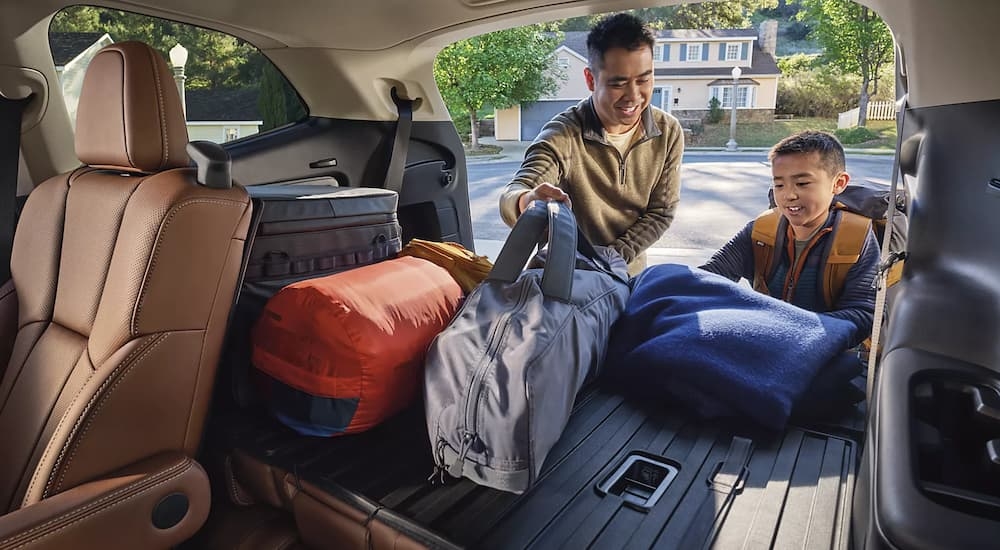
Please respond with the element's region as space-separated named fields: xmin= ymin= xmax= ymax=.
xmin=224 ymin=127 xmax=240 ymax=142
xmin=726 ymin=44 xmax=740 ymax=61
xmin=653 ymin=45 xmax=662 ymax=61
xmin=713 ymin=86 xmax=753 ymax=109
xmin=686 ymin=43 xmax=701 ymax=61
xmin=557 ymin=56 xmax=569 ymax=69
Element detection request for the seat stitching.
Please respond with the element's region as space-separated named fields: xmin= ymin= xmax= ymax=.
xmin=24 ymin=334 xmax=163 ymax=505
xmin=3 ymin=458 xmax=192 ymax=549
xmin=145 ymin=46 xmax=169 ymax=169
xmin=5 ymin=457 xmax=188 ymax=544
xmin=132 ymin=198 xmax=247 ymax=336
xmin=225 ymin=455 xmax=254 ymax=506
xmin=44 ymin=334 xmax=169 ymax=496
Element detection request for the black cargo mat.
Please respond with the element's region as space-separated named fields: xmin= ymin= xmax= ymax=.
xmin=214 ymin=388 xmax=858 ymax=549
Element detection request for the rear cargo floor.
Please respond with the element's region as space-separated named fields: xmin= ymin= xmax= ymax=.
xmin=210 ymin=384 xmax=863 ymax=549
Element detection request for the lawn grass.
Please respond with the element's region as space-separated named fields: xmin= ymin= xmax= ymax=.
xmin=691 ymin=117 xmax=896 ymax=149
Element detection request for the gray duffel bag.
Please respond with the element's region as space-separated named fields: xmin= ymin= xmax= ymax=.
xmin=424 ymin=200 xmax=630 ymax=494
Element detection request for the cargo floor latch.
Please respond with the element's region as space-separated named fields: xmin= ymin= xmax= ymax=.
xmin=596 ymin=451 xmax=680 ymax=512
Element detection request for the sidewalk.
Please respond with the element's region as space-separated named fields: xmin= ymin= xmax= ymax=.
xmin=465 ymin=137 xmax=895 ymax=163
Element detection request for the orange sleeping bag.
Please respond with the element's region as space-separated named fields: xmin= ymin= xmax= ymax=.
xmin=252 ymin=255 xmax=463 ymax=436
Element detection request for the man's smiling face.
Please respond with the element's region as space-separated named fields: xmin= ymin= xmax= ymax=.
xmin=585 ymin=45 xmax=653 ymax=135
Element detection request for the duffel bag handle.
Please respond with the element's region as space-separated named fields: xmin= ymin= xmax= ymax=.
xmin=489 ymin=200 xmax=577 ymax=301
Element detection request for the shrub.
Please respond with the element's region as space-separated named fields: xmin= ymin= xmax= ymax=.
xmin=776 ymin=64 xmax=859 ymax=117
xmin=706 ymin=97 xmax=724 ymax=124
xmin=776 ymin=53 xmax=819 ymax=75
xmin=834 ymin=126 xmax=880 ymax=145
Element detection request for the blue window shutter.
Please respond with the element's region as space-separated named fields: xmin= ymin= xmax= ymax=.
xmin=664 ymin=44 xmax=670 ymax=61
xmin=719 ymin=42 xmax=727 ymax=61
xmin=741 ymin=43 xmax=749 ymax=60
xmin=702 ymin=43 xmax=709 ymax=61
xmin=680 ymin=44 xmax=687 ymax=61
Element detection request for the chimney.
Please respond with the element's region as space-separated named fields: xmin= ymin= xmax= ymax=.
xmin=759 ymin=19 xmax=778 ymax=56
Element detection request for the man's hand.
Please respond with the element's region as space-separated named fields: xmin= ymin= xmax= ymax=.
xmin=517 ymin=182 xmax=571 ymax=215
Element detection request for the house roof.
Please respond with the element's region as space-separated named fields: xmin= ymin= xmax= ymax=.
xmin=561 ymin=32 xmax=590 ymax=61
xmin=49 ymin=32 xmax=105 ymax=65
xmin=655 ymin=45 xmax=781 ymax=77
xmin=706 ymin=77 xmax=762 ymax=86
xmin=184 ymin=87 xmax=262 ymax=122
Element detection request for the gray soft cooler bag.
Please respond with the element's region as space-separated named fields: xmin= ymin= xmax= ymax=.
xmin=424 ymin=201 xmax=630 ymax=494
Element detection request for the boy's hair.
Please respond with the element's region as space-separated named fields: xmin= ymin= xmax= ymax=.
xmin=769 ymin=130 xmax=846 ymax=176
xmin=586 ymin=13 xmax=655 ymax=73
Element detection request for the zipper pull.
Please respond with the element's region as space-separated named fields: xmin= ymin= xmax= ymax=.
xmin=428 ymin=439 xmax=449 ymax=484
xmin=427 ymin=465 xmax=447 ymax=485
xmin=447 ymin=432 xmax=475 ymax=478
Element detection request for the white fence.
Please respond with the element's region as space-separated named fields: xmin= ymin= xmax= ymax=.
xmin=838 ymin=101 xmax=896 ymax=128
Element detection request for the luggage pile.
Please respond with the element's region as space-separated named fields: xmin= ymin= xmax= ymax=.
xmin=235 ymin=183 xmax=629 ymax=494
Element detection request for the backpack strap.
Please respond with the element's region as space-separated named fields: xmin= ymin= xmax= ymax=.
xmin=823 ymin=209 xmax=871 ymax=309
xmin=750 ymin=209 xmax=781 ymax=295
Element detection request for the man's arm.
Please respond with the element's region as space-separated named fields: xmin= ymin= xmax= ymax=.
xmin=823 ymin=229 xmax=879 ymax=346
xmin=498 ymin=139 xmax=565 ymax=227
xmin=698 ymin=221 xmax=756 ymax=282
xmin=610 ymin=118 xmax=684 ymax=263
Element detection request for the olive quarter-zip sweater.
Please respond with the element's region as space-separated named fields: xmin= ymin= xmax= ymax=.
xmin=499 ymin=98 xmax=684 ymax=276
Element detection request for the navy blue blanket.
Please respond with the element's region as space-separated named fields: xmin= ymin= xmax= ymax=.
xmin=607 ymin=264 xmax=856 ymax=430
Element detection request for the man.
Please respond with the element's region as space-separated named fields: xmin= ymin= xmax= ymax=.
xmin=498 ymin=12 xmax=685 ymax=276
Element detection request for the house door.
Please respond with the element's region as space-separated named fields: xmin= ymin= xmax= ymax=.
xmin=652 ymin=86 xmax=673 ymax=112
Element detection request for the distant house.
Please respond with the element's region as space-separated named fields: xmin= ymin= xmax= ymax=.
xmin=48 ymin=32 xmax=262 ymax=142
xmin=184 ymin=87 xmax=263 ymax=143
xmin=495 ymin=20 xmax=782 ymax=141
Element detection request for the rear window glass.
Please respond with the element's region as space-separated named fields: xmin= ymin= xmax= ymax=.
xmin=49 ymin=6 xmax=306 ymax=143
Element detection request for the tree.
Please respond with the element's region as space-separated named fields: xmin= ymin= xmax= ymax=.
xmin=434 ymin=26 xmax=563 ymax=149
xmin=258 ymin=63 xmax=287 ymax=131
xmin=52 ymin=6 xmax=256 ymax=89
xmin=559 ymin=1 xmax=777 ymax=31
xmin=799 ymin=0 xmax=894 ymax=126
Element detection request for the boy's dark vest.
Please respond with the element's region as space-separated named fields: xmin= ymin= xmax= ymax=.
xmin=750 ymin=205 xmax=903 ymax=309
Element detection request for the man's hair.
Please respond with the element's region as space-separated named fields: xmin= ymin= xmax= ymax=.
xmin=586 ymin=13 xmax=655 ymax=72
xmin=769 ymin=130 xmax=846 ymax=175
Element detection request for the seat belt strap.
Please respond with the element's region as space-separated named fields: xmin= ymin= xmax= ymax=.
xmin=866 ymin=95 xmax=908 ymax=400
xmin=383 ymin=87 xmax=414 ymax=194
xmin=0 ymin=94 xmax=32 ymax=284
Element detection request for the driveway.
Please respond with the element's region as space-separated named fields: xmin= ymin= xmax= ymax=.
xmin=468 ymin=152 xmax=895 ymax=266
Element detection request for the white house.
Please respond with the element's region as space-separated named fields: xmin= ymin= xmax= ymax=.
xmin=495 ymin=20 xmax=782 ymax=141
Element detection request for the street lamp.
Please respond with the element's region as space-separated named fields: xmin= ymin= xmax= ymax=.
xmin=726 ymin=65 xmax=742 ymax=152
xmin=169 ymin=43 xmax=188 ymax=118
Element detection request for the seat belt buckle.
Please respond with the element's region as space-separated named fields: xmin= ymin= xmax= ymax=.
xmin=873 ymin=251 xmax=907 ymax=290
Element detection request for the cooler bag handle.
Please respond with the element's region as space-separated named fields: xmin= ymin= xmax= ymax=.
xmin=489 ymin=200 xmax=577 ymax=301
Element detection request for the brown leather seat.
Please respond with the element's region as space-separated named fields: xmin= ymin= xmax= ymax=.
xmin=0 ymin=41 xmax=251 ymax=549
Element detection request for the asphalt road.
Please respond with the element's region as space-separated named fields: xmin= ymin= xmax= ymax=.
xmin=468 ymin=152 xmax=894 ymax=258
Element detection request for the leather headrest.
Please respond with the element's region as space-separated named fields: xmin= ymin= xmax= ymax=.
xmin=75 ymin=41 xmax=190 ymax=172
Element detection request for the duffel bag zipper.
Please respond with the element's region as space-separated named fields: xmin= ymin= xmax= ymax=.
xmin=446 ymin=282 xmax=533 ymax=478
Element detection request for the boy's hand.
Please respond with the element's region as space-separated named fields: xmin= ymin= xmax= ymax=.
xmin=517 ymin=182 xmax=571 ymax=215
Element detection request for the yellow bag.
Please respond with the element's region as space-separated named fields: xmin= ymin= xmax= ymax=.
xmin=399 ymin=239 xmax=493 ymax=293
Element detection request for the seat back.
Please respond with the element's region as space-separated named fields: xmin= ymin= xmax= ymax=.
xmin=0 ymin=41 xmax=251 ymax=512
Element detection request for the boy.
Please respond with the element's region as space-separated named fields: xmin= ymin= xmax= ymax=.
xmin=700 ymin=131 xmax=878 ymax=347
xmin=498 ymin=13 xmax=685 ymax=277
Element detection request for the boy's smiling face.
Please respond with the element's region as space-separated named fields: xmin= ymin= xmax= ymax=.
xmin=771 ymin=151 xmax=850 ymax=240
